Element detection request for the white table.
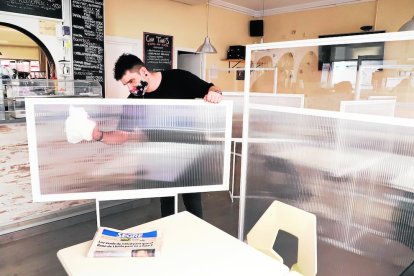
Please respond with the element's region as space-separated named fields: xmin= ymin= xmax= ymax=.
xmin=58 ymin=211 xmax=289 ymax=276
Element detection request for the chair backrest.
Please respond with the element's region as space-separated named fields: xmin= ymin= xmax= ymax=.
xmin=247 ymin=200 xmax=317 ymax=276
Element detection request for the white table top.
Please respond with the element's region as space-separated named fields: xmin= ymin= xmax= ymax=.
xmin=57 ymin=212 xmax=289 ymax=276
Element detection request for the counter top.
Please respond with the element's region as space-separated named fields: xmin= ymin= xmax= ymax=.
xmin=0 ymin=112 xmax=26 ymax=124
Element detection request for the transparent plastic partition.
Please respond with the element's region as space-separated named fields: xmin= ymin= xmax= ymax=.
xmin=243 ymin=105 xmax=414 ymax=275
xmin=222 ymin=92 xmax=304 ymax=138
xmin=358 ymin=64 xmax=414 ymax=119
xmin=207 ymin=66 xmax=277 ymax=93
xmin=26 ymin=98 xmax=232 ymax=202
xmin=246 ymin=32 xmax=414 ymax=113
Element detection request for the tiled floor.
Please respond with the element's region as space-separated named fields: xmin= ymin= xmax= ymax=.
xmin=0 ymin=191 xmax=411 ymax=276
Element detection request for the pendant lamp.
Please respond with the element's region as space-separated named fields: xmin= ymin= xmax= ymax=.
xmin=197 ymin=0 xmax=217 ymax=54
xmin=399 ymin=16 xmax=414 ymax=31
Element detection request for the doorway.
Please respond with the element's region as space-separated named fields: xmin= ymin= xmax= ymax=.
xmin=0 ymin=22 xmax=55 ymax=79
xmin=177 ymin=51 xmax=203 ymax=79
xmin=104 ymin=36 xmax=141 ymax=98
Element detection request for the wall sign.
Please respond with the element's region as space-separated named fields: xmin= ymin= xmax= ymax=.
xmin=72 ymin=0 xmax=105 ymax=95
xmin=0 ymin=0 xmax=62 ymax=19
xmin=143 ymin=32 xmax=173 ymax=71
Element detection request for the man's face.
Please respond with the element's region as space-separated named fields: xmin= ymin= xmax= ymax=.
xmin=120 ymin=69 xmax=148 ymax=95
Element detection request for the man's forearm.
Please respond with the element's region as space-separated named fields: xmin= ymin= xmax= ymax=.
xmin=92 ymin=127 xmax=139 ymax=145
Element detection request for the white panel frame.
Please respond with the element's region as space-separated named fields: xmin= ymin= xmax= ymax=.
xmin=238 ymin=31 xmax=414 ymax=239
xmin=222 ymin=92 xmax=305 ymax=108
xmin=340 ymin=99 xmax=396 ymax=117
xmin=26 ymin=98 xmax=233 ymax=202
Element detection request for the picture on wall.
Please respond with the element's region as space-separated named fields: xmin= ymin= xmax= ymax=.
xmin=26 ymin=98 xmax=232 ymax=202
xmin=236 ymin=70 xmax=245 ymax=80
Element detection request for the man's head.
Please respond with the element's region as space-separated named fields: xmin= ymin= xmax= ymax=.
xmin=114 ymin=54 xmax=149 ymax=95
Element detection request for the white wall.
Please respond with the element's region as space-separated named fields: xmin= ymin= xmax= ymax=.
xmin=0 ymin=0 xmax=73 ymax=79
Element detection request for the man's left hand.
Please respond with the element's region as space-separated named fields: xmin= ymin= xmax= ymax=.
xmin=204 ymin=90 xmax=222 ymax=103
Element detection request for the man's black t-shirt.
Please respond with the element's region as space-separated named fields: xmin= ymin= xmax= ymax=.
xmin=120 ymin=69 xmax=214 ymax=136
xmin=128 ymin=69 xmax=213 ymax=99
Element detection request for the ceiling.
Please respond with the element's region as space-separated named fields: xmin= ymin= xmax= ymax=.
xmin=172 ymin=0 xmax=374 ymax=16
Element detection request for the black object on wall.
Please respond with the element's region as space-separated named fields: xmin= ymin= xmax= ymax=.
xmin=143 ymin=32 xmax=173 ymax=71
xmin=72 ymin=0 xmax=105 ymax=96
xmin=249 ymin=20 xmax=264 ymax=37
xmin=227 ymin=45 xmax=246 ymax=60
xmin=0 ymin=0 xmax=62 ymax=19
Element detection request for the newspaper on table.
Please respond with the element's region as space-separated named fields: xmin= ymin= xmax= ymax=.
xmin=87 ymin=227 xmax=162 ymax=257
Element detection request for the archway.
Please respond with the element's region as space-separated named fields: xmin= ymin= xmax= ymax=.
xmin=276 ymin=52 xmax=294 ymax=93
xmin=251 ymin=55 xmax=274 ymax=93
xmin=0 ymin=22 xmax=56 ymax=79
xmin=297 ymin=51 xmax=318 ymax=91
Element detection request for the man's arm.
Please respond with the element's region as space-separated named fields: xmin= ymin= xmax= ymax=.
xmin=92 ymin=127 xmax=145 ymax=145
xmin=65 ymin=105 xmax=145 ymax=145
xmin=204 ymin=85 xmax=223 ymax=103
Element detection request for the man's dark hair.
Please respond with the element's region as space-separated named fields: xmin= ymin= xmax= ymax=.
xmin=113 ymin=53 xmax=146 ymax=80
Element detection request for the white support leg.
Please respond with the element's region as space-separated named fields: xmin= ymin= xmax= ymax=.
xmin=174 ymin=194 xmax=178 ymax=214
xmin=229 ymin=141 xmax=236 ymax=202
xmin=96 ymin=199 xmax=101 ymax=228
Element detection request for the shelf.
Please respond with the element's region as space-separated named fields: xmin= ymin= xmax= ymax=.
xmin=222 ymin=59 xmax=245 ymax=68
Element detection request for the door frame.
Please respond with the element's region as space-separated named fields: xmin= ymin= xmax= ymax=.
xmin=175 ymin=47 xmax=206 ymax=80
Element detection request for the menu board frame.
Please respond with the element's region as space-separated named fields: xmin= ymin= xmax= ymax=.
xmin=143 ymin=32 xmax=173 ymax=72
xmin=71 ymin=0 xmax=105 ymax=95
xmin=0 ymin=0 xmax=62 ymax=19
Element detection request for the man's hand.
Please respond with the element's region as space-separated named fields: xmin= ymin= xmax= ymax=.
xmin=204 ymin=86 xmax=222 ymax=103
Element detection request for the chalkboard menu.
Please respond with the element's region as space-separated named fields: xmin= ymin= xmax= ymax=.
xmin=144 ymin=32 xmax=173 ymax=71
xmin=0 ymin=0 xmax=62 ymax=19
xmin=72 ymin=0 xmax=105 ymax=95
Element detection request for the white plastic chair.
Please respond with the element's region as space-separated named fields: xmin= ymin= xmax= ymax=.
xmin=247 ymin=200 xmax=317 ymax=276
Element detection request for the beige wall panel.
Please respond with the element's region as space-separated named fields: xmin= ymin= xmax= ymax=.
xmin=105 ymin=0 xmax=253 ymax=78
xmin=0 ymin=45 xmax=39 ymax=60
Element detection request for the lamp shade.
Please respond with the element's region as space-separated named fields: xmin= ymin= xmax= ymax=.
xmin=197 ymin=36 xmax=217 ymax=54
xmin=399 ymin=16 xmax=414 ymax=31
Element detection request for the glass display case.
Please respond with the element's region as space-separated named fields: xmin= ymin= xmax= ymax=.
xmin=0 ymin=79 xmax=4 ymax=121
xmin=2 ymin=79 xmax=102 ymax=119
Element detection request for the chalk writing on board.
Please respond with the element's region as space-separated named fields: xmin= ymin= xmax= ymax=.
xmin=144 ymin=32 xmax=173 ymax=71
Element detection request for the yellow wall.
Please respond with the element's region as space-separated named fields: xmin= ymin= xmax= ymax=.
xmin=264 ymin=2 xmax=376 ymax=42
xmin=105 ymin=0 xmax=414 ymax=91
xmin=105 ymin=0 xmax=253 ymax=73
xmin=376 ymin=0 xmax=414 ymax=32
xmin=0 ymin=45 xmax=39 ymax=60
xmin=263 ymin=0 xmax=414 ymax=42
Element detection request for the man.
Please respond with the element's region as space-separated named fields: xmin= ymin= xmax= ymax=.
xmin=92 ymin=53 xmax=223 ymax=218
